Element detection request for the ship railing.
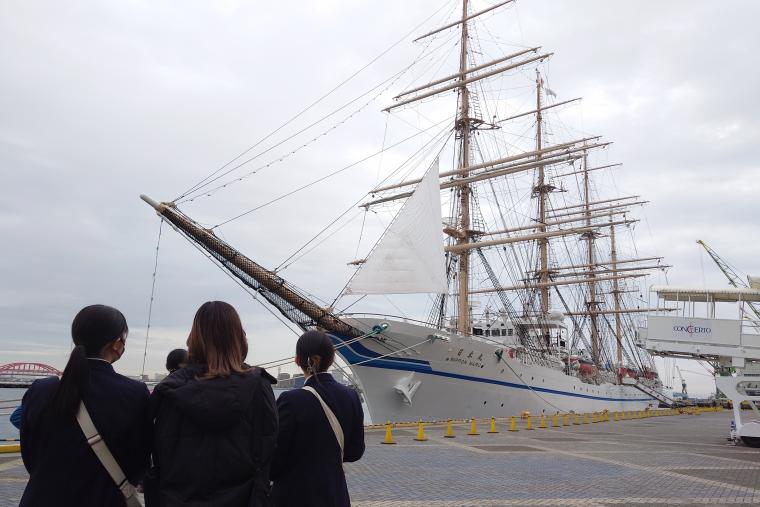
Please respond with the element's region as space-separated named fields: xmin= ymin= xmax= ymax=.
xmin=340 ymin=312 xmax=440 ymax=328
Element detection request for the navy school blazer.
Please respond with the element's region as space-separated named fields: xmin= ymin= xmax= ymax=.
xmin=271 ymin=372 xmax=365 ymax=507
xmin=20 ymin=359 xmax=151 ymax=507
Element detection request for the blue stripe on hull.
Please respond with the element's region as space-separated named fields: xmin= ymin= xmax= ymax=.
xmin=330 ymin=333 xmax=653 ymax=403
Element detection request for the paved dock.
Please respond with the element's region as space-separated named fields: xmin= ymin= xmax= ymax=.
xmin=1 ymin=410 xmax=758 ymax=506
xmin=350 ymin=410 xmax=760 ymax=506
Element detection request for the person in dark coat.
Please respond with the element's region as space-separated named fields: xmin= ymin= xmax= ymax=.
xmin=271 ymin=330 xmax=365 ymax=507
xmin=148 ymin=301 xmax=278 ymax=507
xmin=164 ymin=348 xmax=187 ymax=373
xmin=20 ymin=304 xmax=151 ymax=507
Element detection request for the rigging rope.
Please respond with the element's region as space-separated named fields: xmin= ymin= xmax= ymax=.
xmin=141 ymin=219 xmax=163 ymax=378
xmin=276 ymin=123 xmax=454 ymax=275
xmin=165 ymin=219 xmax=303 ymax=337
xmin=211 ymin=118 xmax=453 ymax=229
xmin=255 ymin=326 xmax=387 ymax=369
xmin=174 ymin=0 xmax=458 ymax=203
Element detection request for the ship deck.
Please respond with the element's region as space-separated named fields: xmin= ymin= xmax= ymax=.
xmin=1 ymin=410 xmax=759 ymax=506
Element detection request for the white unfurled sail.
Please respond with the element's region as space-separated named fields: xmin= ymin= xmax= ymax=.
xmin=346 ymin=160 xmax=447 ymax=294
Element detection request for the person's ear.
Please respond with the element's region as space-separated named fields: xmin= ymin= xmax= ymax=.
xmin=112 ymin=337 xmax=125 ymax=356
xmin=294 ymin=355 xmax=301 ymax=368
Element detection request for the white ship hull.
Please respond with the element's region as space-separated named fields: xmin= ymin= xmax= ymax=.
xmin=335 ymin=317 xmax=656 ymax=423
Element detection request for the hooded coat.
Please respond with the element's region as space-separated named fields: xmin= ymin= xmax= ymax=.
xmin=148 ymin=364 xmax=277 ymax=507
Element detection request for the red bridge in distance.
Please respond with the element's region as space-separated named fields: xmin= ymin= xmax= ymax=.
xmin=0 ymin=362 xmax=62 ymax=387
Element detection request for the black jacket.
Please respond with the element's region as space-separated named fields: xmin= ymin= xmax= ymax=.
xmin=271 ymin=373 xmax=365 ymax=507
xmin=20 ymin=359 xmax=151 ymax=507
xmin=149 ymin=364 xmax=277 ymax=507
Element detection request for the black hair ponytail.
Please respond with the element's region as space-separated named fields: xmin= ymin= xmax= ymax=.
xmin=51 ymin=305 xmax=128 ymax=418
xmin=52 ymin=344 xmax=90 ymax=418
xmin=296 ymin=330 xmax=335 ymax=379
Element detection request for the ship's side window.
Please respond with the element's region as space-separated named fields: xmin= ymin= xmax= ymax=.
xmin=508 ymin=328 xmax=514 ymax=336
xmin=473 ymin=328 xmax=483 ymax=336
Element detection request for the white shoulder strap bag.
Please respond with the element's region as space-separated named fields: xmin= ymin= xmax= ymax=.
xmin=302 ymin=386 xmax=344 ymax=461
xmin=76 ymin=401 xmax=143 ymax=507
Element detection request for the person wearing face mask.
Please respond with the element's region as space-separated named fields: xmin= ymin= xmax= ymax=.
xmin=19 ymin=304 xmax=151 ymax=507
xmin=270 ymin=330 xmax=365 ymax=507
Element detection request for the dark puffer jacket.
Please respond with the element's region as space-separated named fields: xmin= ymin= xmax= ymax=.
xmin=148 ymin=364 xmax=277 ymax=507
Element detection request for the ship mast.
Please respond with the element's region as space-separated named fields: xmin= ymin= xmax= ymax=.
xmin=456 ymin=0 xmax=472 ymax=334
xmin=610 ymin=214 xmax=623 ymax=377
xmin=534 ymin=70 xmax=550 ymax=314
xmin=582 ymin=151 xmax=601 ymax=367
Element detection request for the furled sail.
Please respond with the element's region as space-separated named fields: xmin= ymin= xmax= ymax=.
xmin=346 ymin=161 xmax=447 ymax=294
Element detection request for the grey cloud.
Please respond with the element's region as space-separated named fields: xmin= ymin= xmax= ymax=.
xmin=0 ymin=1 xmax=757 ymax=395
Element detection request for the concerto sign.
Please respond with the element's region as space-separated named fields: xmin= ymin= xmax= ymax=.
xmin=647 ymin=315 xmax=741 ymax=346
xmin=672 ymin=323 xmax=712 ymax=336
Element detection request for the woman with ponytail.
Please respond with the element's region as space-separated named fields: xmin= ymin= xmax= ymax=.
xmin=19 ymin=304 xmax=151 ymax=506
xmin=271 ymin=330 xmax=365 ymax=507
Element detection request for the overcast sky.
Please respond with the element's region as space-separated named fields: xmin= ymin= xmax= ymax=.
xmin=1 ymin=0 xmax=758 ymax=397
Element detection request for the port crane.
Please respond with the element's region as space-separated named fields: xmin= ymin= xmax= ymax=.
xmin=674 ymin=365 xmax=687 ymax=399
xmin=697 ymin=240 xmax=760 ymax=327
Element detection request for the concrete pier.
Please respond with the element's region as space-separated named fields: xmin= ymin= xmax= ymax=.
xmin=1 ymin=411 xmax=759 ymax=506
xmin=349 ymin=411 xmax=760 ymax=506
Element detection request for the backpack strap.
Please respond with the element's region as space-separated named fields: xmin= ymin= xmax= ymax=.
xmin=302 ymin=386 xmax=344 ymax=461
xmin=76 ymin=401 xmax=142 ymax=507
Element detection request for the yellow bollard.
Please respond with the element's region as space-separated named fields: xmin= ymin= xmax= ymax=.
xmin=563 ymin=413 xmax=571 ymax=426
xmin=552 ymin=413 xmax=560 ymax=427
xmin=468 ymin=417 xmax=480 ymax=436
xmin=539 ymin=415 xmax=547 ymax=429
xmin=592 ymin=412 xmax=598 ymax=423
xmin=526 ymin=415 xmax=534 ymax=430
xmin=509 ymin=416 xmax=518 ymax=432
xmin=613 ymin=411 xmax=619 ymax=422
xmin=381 ymin=421 xmax=396 ymax=445
xmin=582 ymin=413 xmax=589 ymax=424
xmin=414 ymin=419 xmax=428 ymax=441
xmin=0 ymin=443 xmax=20 ymax=453
xmin=574 ymin=413 xmax=580 ymax=425
xmin=444 ymin=418 xmax=456 ymax=438
xmin=488 ymin=417 xmax=499 ymax=434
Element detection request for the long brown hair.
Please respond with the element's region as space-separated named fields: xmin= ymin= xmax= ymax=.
xmin=187 ymin=301 xmax=250 ymax=379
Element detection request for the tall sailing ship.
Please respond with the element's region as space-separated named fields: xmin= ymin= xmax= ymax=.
xmin=141 ymin=0 xmax=669 ymax=422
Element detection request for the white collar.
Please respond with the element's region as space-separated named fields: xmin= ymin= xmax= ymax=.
xmin=87 ymin=357 xmax=111 ymax=364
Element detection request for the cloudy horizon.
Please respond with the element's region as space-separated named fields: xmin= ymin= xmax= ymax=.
xmin=1 ymin=0 xmax=758 ymax=397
